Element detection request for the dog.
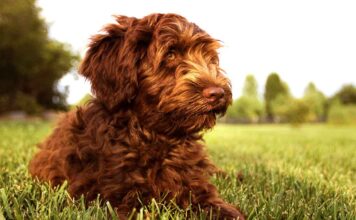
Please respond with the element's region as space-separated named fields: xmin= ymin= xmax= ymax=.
xmin=29 ymin=13 xmax=245 ymax=219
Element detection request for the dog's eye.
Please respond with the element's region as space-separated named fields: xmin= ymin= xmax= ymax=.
xmin=167 ymin=51 xmax=176 ymax=61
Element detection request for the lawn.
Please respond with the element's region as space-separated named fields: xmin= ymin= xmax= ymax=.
xmin=0 ymin=121 xmax=355 ymax=219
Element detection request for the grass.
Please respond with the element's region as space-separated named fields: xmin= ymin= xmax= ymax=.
xmin=0 ymin=121 xmax=355 ymax=219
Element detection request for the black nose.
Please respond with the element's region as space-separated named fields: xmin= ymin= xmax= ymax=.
xmin=203 ymin=87 xmax=225 ymax=102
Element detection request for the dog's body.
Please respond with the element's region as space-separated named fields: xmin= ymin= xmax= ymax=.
xmin=29 ymin=13 xmax=244 ymax=219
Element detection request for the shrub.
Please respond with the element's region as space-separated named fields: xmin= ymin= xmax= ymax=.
xmin=328 ymin=104 xmax=356 ymax=125
xmin=272 ymin=96 xmax=310 ymax=125
xmin=0 ymin=92 xmax=43 ymax=115
xmin=283 ymin=99 xmax=310 ymax=125
xmin=303 ymin=83 xmax=326 ymax=122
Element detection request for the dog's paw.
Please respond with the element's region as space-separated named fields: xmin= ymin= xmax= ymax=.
xmin=215 ymin=202 xmax=245 ymax=220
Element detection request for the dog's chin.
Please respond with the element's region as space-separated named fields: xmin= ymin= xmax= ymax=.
xmin=153 ymin=99 xmax=229 ymax=135
xmin=194 ymin=102 xmax=229 ymax=130
xmin=173 ymin=105 xmax=227 ymax=134
xmin=178 ymin=112 xmax=217 ymax=133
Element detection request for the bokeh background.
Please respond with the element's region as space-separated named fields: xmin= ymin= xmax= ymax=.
xmin=1 ymin=0 xmax=356 ymax=124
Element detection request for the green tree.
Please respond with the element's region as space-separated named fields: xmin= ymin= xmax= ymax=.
xmin=332 ymin=84 xmax=356 ymax=105
xmin=303 ymin=82 xmax=326 ymax=122
xmin=326 ymin=84 xmax=356 ymax=123
xmin=0 ymin=0 xmax=78 ymax=114
xmin=234 ymin=96 xmax=263 ymax=123
xmin=226 ymin=74 xmax=263 ymax=123
xmin=264 ymin=73 xmax=289 ymax=121
xmin=225 ymin=100 xmax=239 ymax=122
xmin=270 ymin=93 xmax=291 ymax=122
xmin=242 ymin=74 xmax=258 ymax=98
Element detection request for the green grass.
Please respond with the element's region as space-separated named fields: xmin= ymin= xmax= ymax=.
xmin=0 ymin=121 xmax=355 ymax=219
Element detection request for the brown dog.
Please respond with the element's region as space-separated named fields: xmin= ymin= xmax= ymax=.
xmin=29 ymin=13 xmax=244 ymax=219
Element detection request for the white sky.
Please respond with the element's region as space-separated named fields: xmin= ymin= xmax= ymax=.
xmin=37 ymin=0 xmax=356 ymax=104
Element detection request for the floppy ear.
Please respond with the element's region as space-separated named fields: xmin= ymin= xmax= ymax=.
xmin=79 ymin=16 xmax=153 ymax=110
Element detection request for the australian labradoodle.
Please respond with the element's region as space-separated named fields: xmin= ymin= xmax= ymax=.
xmin=29 ymin=13 xmax=245 ymax=219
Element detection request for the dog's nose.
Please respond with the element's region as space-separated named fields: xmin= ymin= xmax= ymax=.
xmin=203 ymin=87 xmax=225 ymax=102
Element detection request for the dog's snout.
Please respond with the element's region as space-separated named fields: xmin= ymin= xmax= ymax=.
xmin=203 ymin=87 xmax=225 ymax=102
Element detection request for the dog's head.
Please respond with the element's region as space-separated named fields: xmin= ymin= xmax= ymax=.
xmin=79 ymin=13 xmax=232 ymax=134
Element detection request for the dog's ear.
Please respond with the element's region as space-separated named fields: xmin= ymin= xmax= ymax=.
xmin=79 ymin=15 xmax=155 ymax=110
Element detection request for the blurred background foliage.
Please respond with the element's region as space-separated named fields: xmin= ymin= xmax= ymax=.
xmin=223 ymin=73 xmax=356 ymax=125
xmin=0 ymin=0 xmax=79 ymax=115
xmin=1 ymin=0 xmax=355 ymax=126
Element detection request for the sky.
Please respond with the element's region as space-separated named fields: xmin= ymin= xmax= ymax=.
xmin=37 ymin=0 xmax=356 ymax=104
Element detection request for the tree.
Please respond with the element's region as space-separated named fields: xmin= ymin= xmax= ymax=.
xmin=234 ymin=96 xmax=263 ymax=123
xmin=242 ymin=74 xmax=258 ymax=98
xmin=270 ymin=94 xmax=292 ymax=122
xmin=226 ymin=75 xmax=263 ymax=123
xmin=326 ymin=84 xmax=356 ymax=123
xmin=0 ymin=0 xmax=78 ymax=114
xmin=303 ymin=82 xmax=326 ymax=122
xmin=264 ymin=73 xmax=289 ymax=121
xmin=332 ymin=84 xmax=356 ymax=105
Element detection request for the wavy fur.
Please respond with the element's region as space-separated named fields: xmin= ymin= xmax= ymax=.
xmin=29 ymin=13 xmax=244 ymax=220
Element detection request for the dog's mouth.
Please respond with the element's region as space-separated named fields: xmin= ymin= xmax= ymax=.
xmin=153 ymin=97 xmax=228 ymax=134
xmin=156 ymin=94 xmax=228 ymax=123
xmin=204 ymin=98 xmax=228 ymax=115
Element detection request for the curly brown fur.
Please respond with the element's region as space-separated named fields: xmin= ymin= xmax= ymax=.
xmin=29 ymin=13 xmax=245 ymax=220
